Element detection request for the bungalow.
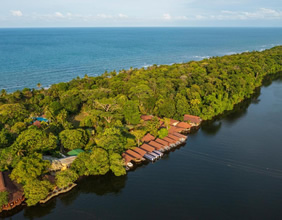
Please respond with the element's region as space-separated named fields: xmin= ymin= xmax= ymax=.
xmin=162 ymin=137 xmax=177 ymax=147
xmin=126 ymin=150 xmax=144 ymax=162
xmin=142 ymin=133 xmax=156 ymax=143
xmin=168 ymin=126 xmax=183 ymax=134
xmin=148 ymin=141 xmax=165 ymax=152
xmin=140 ymin=144 xmax=155 ymax=153
xmin=45 ymin=156 xmax=77 ymax=172
xmin=172 ymin=132 xmax=187 ymax=142
xmin=155 ymin=138 xmax=170 ymax=150
xmin=0 ymin=171 xmax=25 ymax=212
xmin=183 ymin=114 xmax=202 ymax=126
xmin=140 ymin=115 xmax=154 ymax=121
xmin=169 ymin=119 xmax=180 ymax=126
xmin=122 ymin=153 xmax=135 ymax=166
xmin=175 ymin=122 xmax=192 ymax=133
xmin=132 ymin=147 xmax=147 ymax=156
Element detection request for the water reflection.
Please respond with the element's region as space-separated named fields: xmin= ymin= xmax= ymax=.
xmin=201 ymin=72 xmax=282 ymax=136
xmin=20 ymin=173 xmax=127 ymax=219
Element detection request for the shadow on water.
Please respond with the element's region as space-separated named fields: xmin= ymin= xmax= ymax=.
xmin=201 ymin=72 xmax=282 ymax=136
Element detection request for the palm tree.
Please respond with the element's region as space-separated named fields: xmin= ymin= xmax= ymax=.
xmin=37 ymin=83 xmax=41 ymax=89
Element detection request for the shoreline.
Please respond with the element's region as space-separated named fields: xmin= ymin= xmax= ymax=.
xmin=0 ymin=47 xmax=281 ymax=217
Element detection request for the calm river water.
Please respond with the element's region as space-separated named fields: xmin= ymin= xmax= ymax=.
xmin=2 ymin=75 xmax=282 ymax=219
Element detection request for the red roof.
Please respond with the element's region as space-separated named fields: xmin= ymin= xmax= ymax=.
xmin=148 ymin=141 xmax=164 ymax=150
xmin=0 ymin=172 xmax=5 ymax=192
xmin=141 ymin=115 xmax=154 ymax=121
xmin=122 ymin=153 xmax=135 ymax=163
xmin=132 ymin=147 xmax=147 ymax=156
xmin=142 ymin=133 xmax=156 ymax=142
xmin=126 ymin=150 xmax=142 ymax=159
xmin=167 ymin=134 xmax=180 ymax=141
xmin=168 ymin=126 xmax=183 ymax=133
xmin=172 ymin=132 xmax=187 ymax=139
xmin=140 ymin=144 xmax=155 ymax=152
xmin=33 ymin=120 xmax=41 ymax=128
xmin=0 ymin=171 xmax=24 ymax=204
xmin=176 ymin=122 xmax=192 ymax=129
xmin=184 ymin=114 xmax=202 ymax=124
xmin=155 ymin=138 xmax=169 ymax=146
xmin=163 ymin=137 xmax=177 ymax=144
xmin=169 ymin=119 xmax=180 ymax=126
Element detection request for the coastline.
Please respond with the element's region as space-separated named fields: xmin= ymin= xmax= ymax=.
xmin=0 ymin=46 xmax=281 ymax=216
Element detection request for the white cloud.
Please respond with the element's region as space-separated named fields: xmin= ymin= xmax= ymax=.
xmin=192 ymin=8 xmax=282 ymax=21
xmin=163 ymin=13 xmax=172 ymax=20
xmin=97 ymin=14 xmax=112 ymax=19
xmin=118 ymin=13 xmax=128 ymax=18
xmin=10 ymin=10 xmax=23 ymax=17
xmin=54 ymin=12 xmax=64 ymax=18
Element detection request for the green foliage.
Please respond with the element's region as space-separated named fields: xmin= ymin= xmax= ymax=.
xmin=85 ymin=148 xmax=110 ymax=175
xmin=23 ymin=179 xmax=53 ymax=206
xmin=60 ymin=90 xmax=81 ymax=113
xmin=0 ymin=104 xmax=28 ymax=126
xmin=131 ymin=130 xmax=146 ymax=147
xmin=95 ymin=127 xmax=127 ymax=153
xmin=56 ymin=169 xmax=79 ymax=188
xmin=109 ymin=153 xmax=126 ymax=176
xmin=59 ymin=129 xmax=88 ymax=150
xmin=10 ymin=122 xmax=27 ymax=135
xmin=13 ymin=128 xmax=57 ymax=153
xmin=123 ymin=101 xmax=141 ymax=125
xmin=10 ymin=153 xmax=50 ymax=184
xmin=0 ymin=191 xmax=9 ymax=211
xmin=70 ymin=152 xmax=89 ymax=176
xmin=158 ymin=128 xmax=168 ymax=139
xmin=49 ymin=101 xmax=63 ymax=116
xmin=0 ymin=129 xmax=13 ymax=148
xmin=146 ymin=116 xmax=160 ymax=137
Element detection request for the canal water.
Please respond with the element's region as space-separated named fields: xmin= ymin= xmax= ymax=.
xmin=3 ymin=74 xmax=282 ymax=219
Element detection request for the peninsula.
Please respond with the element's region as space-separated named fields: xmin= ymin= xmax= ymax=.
xmin=0 ymin=46 xmax=281 ymax=213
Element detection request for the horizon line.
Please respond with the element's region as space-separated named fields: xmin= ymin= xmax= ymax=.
xmin=1 ymin=26 xmax=282 ymax=29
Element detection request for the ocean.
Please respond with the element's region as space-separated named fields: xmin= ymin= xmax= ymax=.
xmin=0 ymin=27 xmax=282 ymax=92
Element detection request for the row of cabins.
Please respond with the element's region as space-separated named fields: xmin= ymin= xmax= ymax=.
xmin=123 ymin=114 xmax=202 ymax=168
xmin=123 ymin=132 xmax=188 ymax=168
xmin=0 ymin=171 xmax=25 ymax=212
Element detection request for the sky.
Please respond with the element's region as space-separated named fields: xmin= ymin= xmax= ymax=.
xmin=0 ymin=0 xmax=281 ymax=27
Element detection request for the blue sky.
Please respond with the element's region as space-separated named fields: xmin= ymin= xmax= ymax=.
xmin=0 ymin=0 xmax=281 ymax=27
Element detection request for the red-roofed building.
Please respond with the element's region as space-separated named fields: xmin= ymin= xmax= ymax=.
xmin=141 ymin=115 xmax=153 ymax=121
xmin=169 ymin=119 xmax=179 ymax=126
xmin=168 ymin=126 xmax=184 ymax=134
xmin=177 ymin=122 xmax=192 ymax=129
xmin=155 ymin=138 xmax=169 ymax=146
xmin=140 ymin=144 xmax=155 ymax=152
xmin=184 ymin=114 xmax=202 ymax=126
xmin=33 ymin=120 xmax=41 ymax=128
xmin=122 ymin=153 xmax=135 ymax=163
xmin=126 ymin=150 xmax=143 ymax=160
xmin=148 ymin=141 xmax=164 ymax=151
xmin=132 ymin=147 xmax=147 ymax=156
xmin=167 ymin=134 xmax=180 ymax=142
xmin=0 ymin=171 xmax=25 ymax=212
xmin=142 ymin=133 xmax=156 ymax=143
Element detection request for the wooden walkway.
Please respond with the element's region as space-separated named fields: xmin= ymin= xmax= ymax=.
xmin=39 ymin=183 xmax=77 ymax=204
